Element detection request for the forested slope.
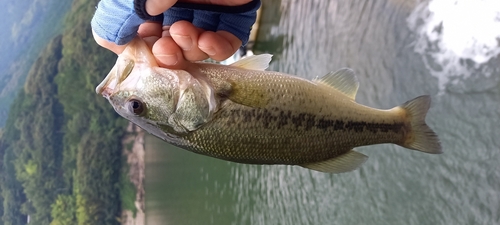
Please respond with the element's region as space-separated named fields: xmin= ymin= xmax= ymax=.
xmin=0 ymin=0 xmax=128 ymax=224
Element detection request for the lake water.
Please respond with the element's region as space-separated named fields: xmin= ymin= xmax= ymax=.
xmin=144 ymin=0 xmax=500 ymax=224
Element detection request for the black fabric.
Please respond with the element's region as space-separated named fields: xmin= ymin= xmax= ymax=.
xmin=172 ymin=0 xmax=260 ymax=13
xmin=134 ymin=0 xmax=164 ymax=22
xmin=134 ymin=0 xmax=260 ymax=20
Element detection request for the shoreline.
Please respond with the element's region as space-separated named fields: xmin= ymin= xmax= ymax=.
xmin=121 ymin=122 xmax=145 ymax=225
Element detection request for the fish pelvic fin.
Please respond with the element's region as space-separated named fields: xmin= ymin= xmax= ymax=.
xmin=400 ymin=95 xmax=442 ymax=154
xmin=301 ymin=150 xmax=368 ymax=173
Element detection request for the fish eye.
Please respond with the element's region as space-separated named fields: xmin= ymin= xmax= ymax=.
xmin=127 ymin=98 xmax=146 ymax=116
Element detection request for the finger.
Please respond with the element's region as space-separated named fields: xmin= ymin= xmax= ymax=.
xmin=137 ymin=21 xmax=163 ymax=49
xmin=138 ymin=21 xmax=163 ymax=38
xmin=145 ymin=0 xmax=177 ymax=16
xmin=169 ymin=21 xmax=209 ymax=62
xmin=92 ymin=29 xmax=126 ymax=54
xmin=198 ymin=30 xmax=242 ymax=61
xmin=151 ymin=36 xmax=188 ymax=69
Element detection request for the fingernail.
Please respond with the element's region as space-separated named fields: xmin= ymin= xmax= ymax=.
xmin=172 ymin=34 xmax=192 ymax=51
xmin=199 ymin=46 xmax=216 ymax=56
xmin=156 ymin=53 xmax=179 ymax=66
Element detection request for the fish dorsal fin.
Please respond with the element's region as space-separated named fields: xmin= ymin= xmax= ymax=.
xmin=230 ymin=54 xmax=272 ymax=71
xmin=314 ymin=68 xmax=359 ymax=99
xmin=301 ymin=150 xmax=368 ymax=173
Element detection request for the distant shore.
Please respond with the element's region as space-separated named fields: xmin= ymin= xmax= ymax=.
xmin=121 ymin=123 xmax=145 ymax=225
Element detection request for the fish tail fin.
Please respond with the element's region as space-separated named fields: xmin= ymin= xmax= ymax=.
xmin=399 ymin=95 xmax=442 ymax=154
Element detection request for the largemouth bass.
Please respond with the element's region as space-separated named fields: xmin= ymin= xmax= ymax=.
xmin=96 ymin=37 xmax=442 ymax=173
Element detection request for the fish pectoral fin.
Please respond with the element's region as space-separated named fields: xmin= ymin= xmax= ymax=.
xmin=300 ymin=150 xmax=368 ymax=173
xmin=227 ymin=82 xmax=271 ymax=108
xmin=230 ymin=54 xmax=273 ymax=71
xmin=313 ymin=68 xmax=359 ymax=99
xmin=172 ymin=84 xmax=213 ymax=131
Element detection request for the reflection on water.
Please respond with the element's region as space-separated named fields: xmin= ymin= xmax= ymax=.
xmin=145 ymin=0 xmax=500 ymax=224
xmin=145 ymin=136 xmax=236 ymax=225
xmin=407 ymin=0 xmax=500 ymax=93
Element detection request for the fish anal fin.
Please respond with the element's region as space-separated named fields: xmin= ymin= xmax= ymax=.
xmin=301 ymin=150 xmax=368 ymax=173
xmin=230 ymin=54 xmax=272 ymax=71
xmin=314 ymin=68 xmax=359 ymax=99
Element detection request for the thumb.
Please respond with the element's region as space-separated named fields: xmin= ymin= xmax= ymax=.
xmin=145 ymin=0 xmax=178 ymax=16
xmin=92 ymin=29 xmax=126 ymax=54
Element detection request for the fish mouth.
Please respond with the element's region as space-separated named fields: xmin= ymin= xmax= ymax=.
xmin=96 ymin=37 xmax=156 ymax=98
xmin=95 ymin=64 xmax=118 ymax=98
xmin=98 ymin=86 xmax=113 ymax=98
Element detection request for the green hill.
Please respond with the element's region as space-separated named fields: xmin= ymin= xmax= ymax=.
xmin=0 ymin=0 xmax=72 ymax=128
xmin=0 ymin=0 xmax=129 ymax=224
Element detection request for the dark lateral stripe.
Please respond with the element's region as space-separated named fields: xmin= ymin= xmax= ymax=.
xmin=318 ymin=119 xmax=404 ymax=133
xmin=227 ymin=108 xmax=404 ymax=133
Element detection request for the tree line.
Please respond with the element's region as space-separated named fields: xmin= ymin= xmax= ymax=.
xmin=0 ymin=0 xmax=129 ymax=224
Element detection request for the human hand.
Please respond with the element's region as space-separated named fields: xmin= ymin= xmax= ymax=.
xmin=92 ymin=0 xmax=258 ymax=69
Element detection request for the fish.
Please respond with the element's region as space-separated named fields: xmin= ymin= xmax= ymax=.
xmin=96 ymin=37 xmax=442 ymax=173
